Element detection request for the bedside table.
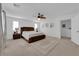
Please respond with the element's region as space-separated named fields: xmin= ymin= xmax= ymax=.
xmin=13 ymin=33 xmax=21 ymax=39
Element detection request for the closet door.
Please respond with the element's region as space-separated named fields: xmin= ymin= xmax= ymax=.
xmin=0 ymin=4 xmax=3 ymax=55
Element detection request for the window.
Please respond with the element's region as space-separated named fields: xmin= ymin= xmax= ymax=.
xmin=13 ymin=21 xmax=19 ymax=31
xmin=34 ymin=23 xmax=38 ymax=29
xmin=34 ymin=23 xmax=38 ymax=32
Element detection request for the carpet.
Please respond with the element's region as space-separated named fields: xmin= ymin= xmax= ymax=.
xmin=30 ymin=38 xmax=59 ymax=55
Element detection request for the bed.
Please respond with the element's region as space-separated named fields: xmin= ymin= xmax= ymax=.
xmin=21 ymin=27 xmax=46 ymax=43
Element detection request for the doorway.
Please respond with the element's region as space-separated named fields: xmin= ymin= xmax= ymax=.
xmin=61 ymin=19 xmax=71 ymax=39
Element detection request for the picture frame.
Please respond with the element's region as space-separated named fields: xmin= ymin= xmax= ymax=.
xmin=50 ymin=23 xmax=54 ymax=28
xmin=42 ymin=24 xmax=45 ymax=28
xmin=43 ymin=23 xmax=54 ymax=28
xmin=45 ymin=23 xmax=49 ymax=27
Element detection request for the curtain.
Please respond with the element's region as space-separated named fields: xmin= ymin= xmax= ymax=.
xmin=0 ymin=4 xmax=3 ymax=55
xmin=2 ymin=10 xmax=6 ymax=49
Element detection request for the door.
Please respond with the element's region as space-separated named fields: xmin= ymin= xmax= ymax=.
xmin=61 ymin=19 xmax=71 ymax=39
xmin=72 ymin=15 xmax=79 ymax=45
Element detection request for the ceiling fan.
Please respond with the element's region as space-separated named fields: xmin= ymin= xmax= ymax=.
xmin=37 ymin=13 xmax=46 ymax=20
xmin=13 ymin=4 xmax=46 ymax=20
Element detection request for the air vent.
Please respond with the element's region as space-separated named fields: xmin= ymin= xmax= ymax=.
xmin=13 ymin=3 xmax=21 ymax=7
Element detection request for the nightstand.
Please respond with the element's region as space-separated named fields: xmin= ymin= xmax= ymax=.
xmin=13 ymin=33 xmax=21 ymax=39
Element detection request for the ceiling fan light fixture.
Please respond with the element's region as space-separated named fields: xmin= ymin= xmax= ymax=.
xmin=37 ymin=18 xmax=41 ymax=20
xmin=37 ymin=13 xmax=46 ymax=20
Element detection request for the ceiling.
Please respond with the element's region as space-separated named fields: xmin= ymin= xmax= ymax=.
xmin=2 ymin=3 xmax=79 ymax=21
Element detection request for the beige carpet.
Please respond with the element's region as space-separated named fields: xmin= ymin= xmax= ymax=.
xmin=2 ymin=37 xmax=79 ymax=56
xmin=30 ymin=38 xmax=59 ymax=55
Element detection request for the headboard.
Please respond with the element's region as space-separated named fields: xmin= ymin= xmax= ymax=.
xmin=21 ymin=27 xmax=34 ymax=35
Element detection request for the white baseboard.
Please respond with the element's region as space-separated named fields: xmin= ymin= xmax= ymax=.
xmin=71 ymin=39 xmax=79 ymax=45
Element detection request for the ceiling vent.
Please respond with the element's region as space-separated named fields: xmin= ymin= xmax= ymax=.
xmin=13 ymin=3 xmax=21 ymax=7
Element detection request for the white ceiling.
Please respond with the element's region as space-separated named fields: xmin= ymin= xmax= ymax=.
xmin=2 ymin=3 xmax=79 ymax=20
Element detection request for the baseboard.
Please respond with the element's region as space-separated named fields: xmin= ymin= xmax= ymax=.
xmin=61 ymin=36 xmax=71 ymax=39
xmin=46 ymin=35 xmax=61 ymax=39
xmin=71 ymin=39 xmax=79 ymax=45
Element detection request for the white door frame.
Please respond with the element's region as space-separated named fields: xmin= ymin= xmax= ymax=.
xmin=60 ymin=19 xmax=71 ymax=39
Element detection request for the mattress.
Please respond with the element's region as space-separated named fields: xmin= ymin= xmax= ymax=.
xmin=22 ymin=31 xmax=44 ymax=40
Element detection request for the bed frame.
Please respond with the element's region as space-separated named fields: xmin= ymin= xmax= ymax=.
xmin=21 ymin=27 xmax=45 ymax=43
